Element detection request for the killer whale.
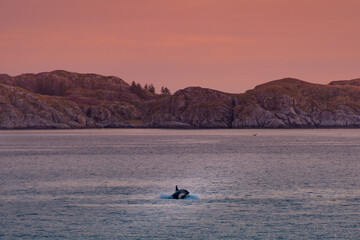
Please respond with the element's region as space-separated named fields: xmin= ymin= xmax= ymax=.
xmin=171 ymin=185 xmax=189 ymax=199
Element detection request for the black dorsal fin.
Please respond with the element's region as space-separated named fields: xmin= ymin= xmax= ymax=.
xmin=176 ymin=185 xmax=179 ymax=191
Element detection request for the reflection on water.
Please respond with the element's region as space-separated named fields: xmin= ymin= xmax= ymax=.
xmin=1 ymin=129 xmax=360 ymax=239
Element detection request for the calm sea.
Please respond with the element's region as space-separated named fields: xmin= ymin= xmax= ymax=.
xmin=1 ymin=129 xmax=360 ymax=239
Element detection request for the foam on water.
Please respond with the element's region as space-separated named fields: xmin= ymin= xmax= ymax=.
xmin=185 ymin=194 xmax=200 ymax=199
xmin=159 ymin=193 xmax=200 ymax=199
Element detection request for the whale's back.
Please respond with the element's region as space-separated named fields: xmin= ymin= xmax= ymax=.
xmin=172 ymin=188 xmax=189 ymax=199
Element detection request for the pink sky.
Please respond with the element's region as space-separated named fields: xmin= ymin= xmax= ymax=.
xmin=1 ymin=0 xmax=359 ymax=93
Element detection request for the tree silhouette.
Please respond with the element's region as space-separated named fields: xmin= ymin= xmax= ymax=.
xmin=148 ymin=84 xmax=155 ymax=93
xmin=161 ymin=86 xmax=171 ymax=95
xmin=130 ymin=81 xmax=148 ymax=98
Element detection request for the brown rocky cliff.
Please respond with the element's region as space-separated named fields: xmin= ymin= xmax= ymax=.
xmin=232 ymin=78 xmax=360 ymax=128
xmin=329 ymin=78 xmax=360 ymax=87
xmin=1 ymin=71 xmax=360 ymax=129
xmin=142 ymin=87 xmax=235 ymax=128
xmin=0 ymin=84 xmax=88 ymax=129
xmin=0 ymin=71 xmax=146 ymax=128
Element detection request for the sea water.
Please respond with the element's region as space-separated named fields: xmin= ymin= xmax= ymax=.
xmin=0 ymin=129 xmax=360 ymax=239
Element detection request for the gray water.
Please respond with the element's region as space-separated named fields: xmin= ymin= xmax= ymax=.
xmin=1 ymin=129 xmax=360 ymax=239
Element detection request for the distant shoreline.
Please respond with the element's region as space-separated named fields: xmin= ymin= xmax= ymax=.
xmin=1 ymin=126 xmax=360 ymax=131
xmin=1 ymin=70 xmax=360 ymax=129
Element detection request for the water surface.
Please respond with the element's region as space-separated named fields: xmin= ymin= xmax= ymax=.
xmin=1 ymin=129 xmax=360 ymax=239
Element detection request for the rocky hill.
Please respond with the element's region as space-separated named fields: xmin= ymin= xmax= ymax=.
xmin=1 ymin=70 xmax=360 ymax=129
xmin=233 ymin=78 xmax=360 ymax=128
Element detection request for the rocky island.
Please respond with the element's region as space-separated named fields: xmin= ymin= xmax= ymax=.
xmin=1 ymin=70 xmax=360 ymax=129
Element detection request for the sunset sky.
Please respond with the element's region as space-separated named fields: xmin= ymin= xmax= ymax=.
xmin=1 ymin=0 xmax=359 ymax=93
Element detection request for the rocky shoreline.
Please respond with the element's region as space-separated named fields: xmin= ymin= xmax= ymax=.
xmin=1 ymin=70 xmax=360 ymax=129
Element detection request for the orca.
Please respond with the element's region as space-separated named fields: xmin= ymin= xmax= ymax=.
xmin=171 ymin=185 xmax=189 ymax=199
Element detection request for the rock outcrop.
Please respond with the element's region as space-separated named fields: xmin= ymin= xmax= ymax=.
xmin=232 ymin=78 xmax=360 ymax=128
xmin=329 ymin=78 xmax=360 ymax=87
xmin=1 ymin=71 xmax=360 ymax=129
xmin=0 ymin=70 xmax=146 ymax=129
xmin=142 ymin=87 xmax=235 ymax=128
xmin=0 ymin=84 xmax=87 ymax=129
